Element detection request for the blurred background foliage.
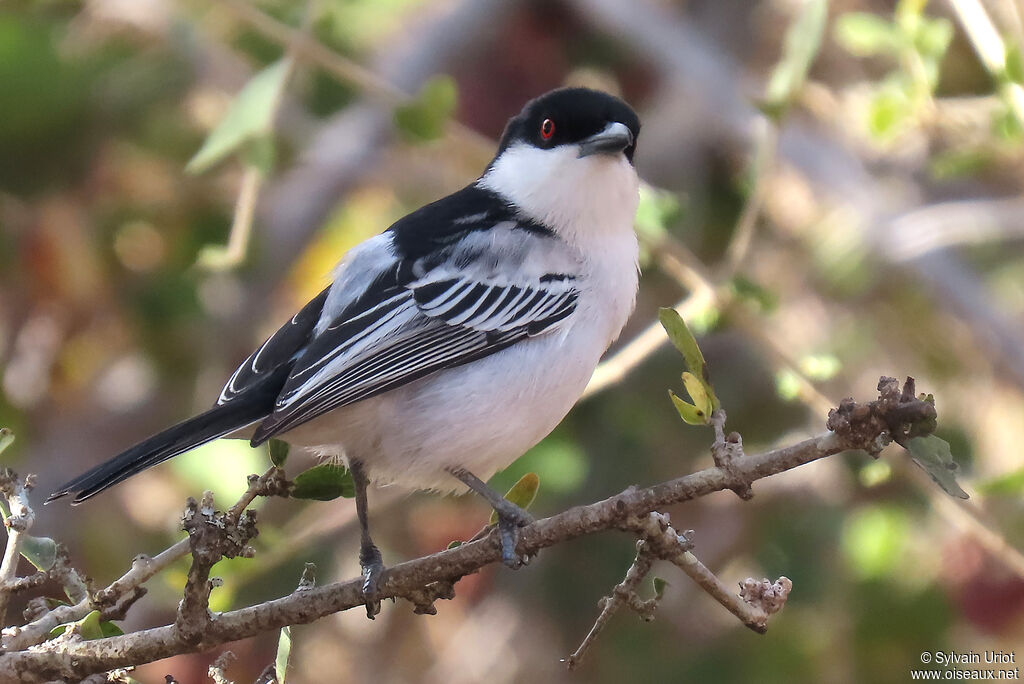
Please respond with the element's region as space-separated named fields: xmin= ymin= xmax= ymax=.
xmin=1 ymin=0 xmax=1024 ymax=682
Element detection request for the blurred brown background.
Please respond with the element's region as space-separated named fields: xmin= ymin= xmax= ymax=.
xmin=2 ymin=0 xmax=1024 ymax=682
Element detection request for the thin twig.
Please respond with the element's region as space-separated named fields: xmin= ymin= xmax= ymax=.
xmin=565 ymin=540 xmax=660 ymax=669
xmin=0 ymin=470 xmax=35 ymax=626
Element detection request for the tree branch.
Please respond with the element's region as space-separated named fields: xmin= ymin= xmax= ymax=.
xmin=0 ymin=379 xmax=936 ymax=682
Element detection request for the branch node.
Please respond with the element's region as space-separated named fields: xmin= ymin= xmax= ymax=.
xmin=827 ymin=376 xmax=937 ymax=454
xmin=710 ymin=411 xmax=754 ymax=500
xmin=295 ymin=562 xmax=317 ymax=592
xmin=739 ymin=576 xmax=793 ymax=618
xmin=176 ymin=494 xmax=260 ymax=645
xmin=405 ymin=579 xmax=457 ymax=615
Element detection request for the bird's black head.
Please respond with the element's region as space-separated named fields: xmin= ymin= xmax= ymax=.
xmin=495 ymin=88 xmax=641 ymax=164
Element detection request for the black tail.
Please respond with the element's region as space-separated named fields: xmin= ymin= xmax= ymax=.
xmin=47 ymin=394 xmax=274 ymax=505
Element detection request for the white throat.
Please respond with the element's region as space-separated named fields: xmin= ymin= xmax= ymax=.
xmin=477 ymin=143 xmax=640 ymax=248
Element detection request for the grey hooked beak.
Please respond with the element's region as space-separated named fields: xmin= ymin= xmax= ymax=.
xmin=577 ymin=121 xmax=634 ymax=158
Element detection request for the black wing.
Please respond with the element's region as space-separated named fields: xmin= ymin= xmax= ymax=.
xmin=218 ymin=287 xmax=330 ymax=405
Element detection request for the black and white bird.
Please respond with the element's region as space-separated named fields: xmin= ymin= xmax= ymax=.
xmin=49 ymin=87 xmax=642 ymax=611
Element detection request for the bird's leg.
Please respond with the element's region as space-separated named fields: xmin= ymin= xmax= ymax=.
xmin=447 ymin=466 xmax=534 ymax=568
xmin=350 ymin=460 xmax=383 ymax=619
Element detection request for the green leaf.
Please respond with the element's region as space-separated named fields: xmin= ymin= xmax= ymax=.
xmin=914 ymin=17 xmax=953 ymax=59
xmin=100 ymin=620 xmax=124 ymax=638
xmin=447 ymin=540 xmax=463 ymax=550
xmin=275 ymin=625 xmax=292 ymax=684
xmin=906 ymin=435 xmax=969 ymax=499
xmin=51 ymin=610 xmax=107 ymax=641
xmin=489 ymin=472 xmax=540 ymax=525
xmin=764 ymin=0 xmax=828 ymax=114
xmin=291 ymin=463 xmax=355 ymax=501
xmin=78 ymin=610 xmax=105 ymax=640
xmin=681 ymin=372 xmax=712 ymax=418
xmin=20 ymin=535 xmax=57 ymax=571
xmin=835 ymin=13 xmax=903 ymax=57
xmin=867 ymin=87 xmax=913 ymax=139
xmin=669 ymin=390 xmax=707 ymax=426
xmin=653 ymin=577 xmax=668 ymax=599
xmin=0 ymin=428 xmax=14 ymax=456
xmin=186 ymin=59 xmax=290 ymax=174
xmin=896 ymin=0 xmax=927 ymax=31
xmin=976 ymin=467 xmax=1024 ymax=497
xmin=658 ymin=307 xmax=719 ymax=410
xmin=268 ymin=439 xmax=290 ymax=468
xmin=393 ymin=75 xmax=458 ymax=143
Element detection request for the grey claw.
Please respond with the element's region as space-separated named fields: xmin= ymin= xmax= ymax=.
xmin=359 ymin=544 xmax=385 ymax=619
xmin=495 ymin=506 xmax=534 ymax=568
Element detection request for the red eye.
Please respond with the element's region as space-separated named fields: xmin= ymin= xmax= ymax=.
xmin=540 ymin=118 xmax=555 ymax=140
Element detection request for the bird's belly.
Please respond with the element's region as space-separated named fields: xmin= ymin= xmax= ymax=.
xmin=282 ymin=325 xmax=607 ymax=492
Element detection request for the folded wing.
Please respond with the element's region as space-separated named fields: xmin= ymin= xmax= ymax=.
xmin=249 ymin=224 xmax=581 ymax=444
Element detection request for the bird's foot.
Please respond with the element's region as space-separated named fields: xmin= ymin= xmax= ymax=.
xmin=492 ymin=500 xmax=535 ymax=569
xmin=359 ymin=543 xmax=385 ymax=619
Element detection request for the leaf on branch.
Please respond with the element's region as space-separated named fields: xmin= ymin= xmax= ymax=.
xmin=669 ymin=391 xmax=706 ymax=426
xmin=489 ymin=472 xmax=540 ymax=525
xmin=101 ymin=620 xmax=124 ymax=638
xmin=269 ymin=439 xmax=290 ymax=468
xmin=394 ymin=74 xmax=458 ymax=143
xmin=659 ymin=307 xmax=720 ymax=418
xmin=186 ymin=59 xmax=290 ymax=175
xmin=906 ymin=435 xmax=969 ymax=499
xmin=681 ymin=372 xmax=713 ymax=418
xmin=275 ymin=625 xmax=292 ymax=684
xmin=20 ymin=535 xmax=57 ymax=571
xmin=291 ymin=464 xmax=355 ymax=501
xmin=762 ymin=0 xmax=829 ymax=118
xmin=50 ymin=610 xmax=120 ymax=641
